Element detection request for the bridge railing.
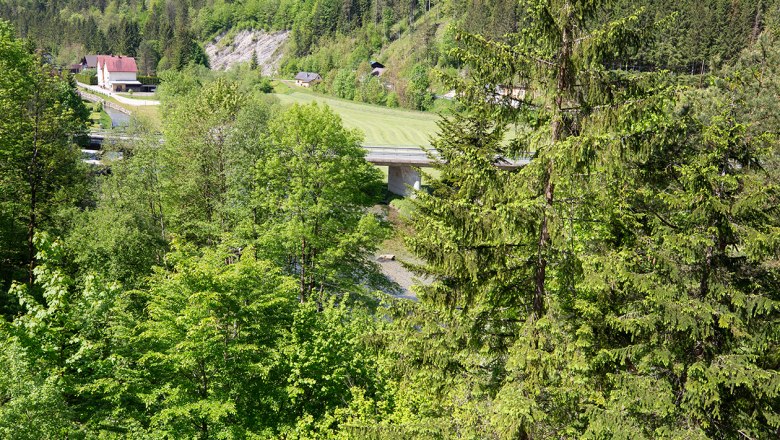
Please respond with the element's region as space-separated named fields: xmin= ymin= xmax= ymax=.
xmin=84 ymin=133 xmax=533 ymax=167
xmin=363 ymin=145 xmax=437 ymax=155
xmin=363 ymin=145 xmax=531 ymax=168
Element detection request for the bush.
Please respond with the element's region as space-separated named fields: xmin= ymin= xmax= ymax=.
xmin=137 ymin=75 xmax=160 ymax=85
xmin=74 ymin=72 xmax=97 ymax=85
xmin=331 ymin=69 xmax=356 ymax=100
xmin=386 ymin=92 xmax=399 ymax=108
xmin=257 ymin=77 xmax=274 ymax=93
xmin=389 ymin=197 xmax=415 ymax=218
xmin=406 ymin=63 xmax=434 ymax=111
xmin=356 ymin=75 xmax=386 ymax=105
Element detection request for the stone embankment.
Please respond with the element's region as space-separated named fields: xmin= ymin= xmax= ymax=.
xmin=77 ymin=89 xmax=131 ymax=116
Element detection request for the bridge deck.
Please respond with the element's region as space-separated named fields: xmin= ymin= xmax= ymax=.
xmin=86 ymin=133 xmax=530 ymax=169
xmin=363 ymin=145 xmax=530 ymax=169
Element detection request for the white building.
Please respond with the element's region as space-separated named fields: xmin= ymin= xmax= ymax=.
xmin=96 ymin=55 xmax=141 ymax=92
xmin=294 ymin=72 xmax=322 ymax=87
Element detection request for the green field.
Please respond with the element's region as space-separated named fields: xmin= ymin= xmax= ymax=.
xmin=116 ymin=92 xmax=159 ymax=100
xmin=272 ymin=90 xmax=440 ymax=147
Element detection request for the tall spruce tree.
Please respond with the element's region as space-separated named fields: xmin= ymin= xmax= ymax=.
xmin=405 ymin=0 xmax=670 ymax=436
xmin=575 ymin=34 xmax=780 ymax=439
xmin=404 ymin=1 xmax=780 ymax=437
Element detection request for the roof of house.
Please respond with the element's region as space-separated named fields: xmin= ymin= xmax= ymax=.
xmin=97 ymin=55 xmax=137 ymax=73
xmin=295 ymin=72 xmax=321 ymax=82
xmin=82 ymin=55 xmax=98 ymax=68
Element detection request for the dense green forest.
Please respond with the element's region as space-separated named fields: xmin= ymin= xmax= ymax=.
xmin=0 ymin=0 xmax=773 ymax=110
xmin=2 ymin=0 xmax=780 ymax=438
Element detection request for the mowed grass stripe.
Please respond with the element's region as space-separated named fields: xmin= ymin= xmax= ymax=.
xmin=272 ymin=91 xmax=440 ymax=147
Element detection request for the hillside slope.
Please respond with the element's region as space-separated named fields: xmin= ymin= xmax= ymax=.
xmin=273 ymin=87 xmax=439 ymax=146
xmin=205 ymin=30 xmax=288 ymax=75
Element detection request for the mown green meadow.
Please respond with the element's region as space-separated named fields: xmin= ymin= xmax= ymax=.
xmin=273 ymin=87 xmax=441 ymax=146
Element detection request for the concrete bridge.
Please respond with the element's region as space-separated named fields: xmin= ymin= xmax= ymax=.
xmin=86 ymin=133 xmax=530 ymax=196
xmin=363 ymin=145 xmax=529 ymax=196
xmin=86 ymin=131 xmax=140 ymax=148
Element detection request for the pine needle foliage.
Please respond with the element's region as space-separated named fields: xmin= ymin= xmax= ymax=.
xmin=577 ymin=51 xmax=780 ymax=440
xmin=401 ymin=0 xmax=779 ymax=437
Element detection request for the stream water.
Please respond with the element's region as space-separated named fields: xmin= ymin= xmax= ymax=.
xmin=104 ymin=106 xmax=130 ymax=127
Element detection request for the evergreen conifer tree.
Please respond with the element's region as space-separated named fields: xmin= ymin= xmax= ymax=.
xmin=405 ymin=1 xmax=780 ymax=437
xmin=577 ymin=33 xmax=780 ymax=440
xmin=405 ymin=0 xmax=671 ymax=435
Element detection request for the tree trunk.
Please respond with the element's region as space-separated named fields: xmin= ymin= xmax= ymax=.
xmin=751 ymin=1 xmax=762 ymax=42
xmin=299 ymin=237 xmax=307 ymax=303
xmin=27 ymin=89 xmax=42 ymax=286
xmin=27 ymin=184 xmax=36 ymax=286
xmin=534 ymin=8 xmax=573 ymax=317
xmin=534 ymin=160 xmax=552 ymax=317
xmin=409 ymin=0 xmax=415 ymax=29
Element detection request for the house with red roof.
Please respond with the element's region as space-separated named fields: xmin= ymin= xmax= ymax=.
xmin=96 ymin=55 xmax=140 ymax=92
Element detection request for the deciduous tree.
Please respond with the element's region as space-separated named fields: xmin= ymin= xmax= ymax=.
xmin=0 ymin=20 xmax=88 ymax=292
xmin=255 ymin=103 xmax=387 ymax=303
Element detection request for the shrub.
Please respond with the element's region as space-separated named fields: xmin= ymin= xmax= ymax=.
xmin=386 ymin=92 xmax=399 ymax=108
xmin=74 ymin=72 xmax=97 ymax=85
xmin=406 ymin=63 xmax=434 ymax=111
xmin=257 ymin=77 xmax=274 ymax=93
xmin=331 ymin=69 xmax=356 ymax=100
xmin=389 ymin=197 xmax=415 ymax=218
xmin=137 ymin=75 xmax=161 ymax=85
xmin=356 ymin=76 xmax=386 ymax=105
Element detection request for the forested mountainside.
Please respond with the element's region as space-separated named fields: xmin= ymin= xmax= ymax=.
xmin=0 ymin=0 xmax=771 ymax=111
xmin=2 ymin=0 xmax=780 ymax=438
xmin=0 ymin=0 xmax=770 ymax=76
xmin=0 ymin=0 xmax=771 ymax=110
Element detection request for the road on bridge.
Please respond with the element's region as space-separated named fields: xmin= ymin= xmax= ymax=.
xmin=85 ymin=132 xmax=531 ymax=176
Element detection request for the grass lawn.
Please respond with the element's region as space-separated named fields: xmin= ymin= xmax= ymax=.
xmin=79 ymin=86 xmax=162 ymax=132
xmin=85 ymin=101 xmax=112 ymax=130
xmin=272 ymin=87 xmax=441 ymax=147
xmin=116 ymin=92 xmax=159 ymax=100
xmin=128 ymin=105 xmax=162 ymax=132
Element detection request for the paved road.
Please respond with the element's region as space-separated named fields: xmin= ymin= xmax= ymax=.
xmin=363 ymin=145 xmax=530 ymax=169
xmin=87 ymin=133 xmax=530 ymax=168
xmin=77 ymin=82 xmax=160 ymax=106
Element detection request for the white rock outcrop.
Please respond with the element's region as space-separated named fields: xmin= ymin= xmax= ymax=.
xmin=206 ymin=30 xmax=289 ymax=75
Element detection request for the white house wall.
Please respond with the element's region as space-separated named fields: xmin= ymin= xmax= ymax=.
xmin=97 ymin=63 xmax=107 ymax=87
xmin=97 ymin=63 xmax=137 ymax=89
xmin=108 ymin=71 xmax=137 ymax=82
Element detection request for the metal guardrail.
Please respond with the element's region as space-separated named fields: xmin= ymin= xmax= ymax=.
xmin=85 ymin=132 xmax=531 ymax=168
xmin=362 ymin=145 xmax=531 ymax=168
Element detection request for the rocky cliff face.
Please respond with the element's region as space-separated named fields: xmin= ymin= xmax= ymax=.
xmin=205 ymin=30 xmax=289 ymax=75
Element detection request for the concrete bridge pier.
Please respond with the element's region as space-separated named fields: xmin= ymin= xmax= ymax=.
xmin=388 ymin=165 xmax=421 ymax=197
